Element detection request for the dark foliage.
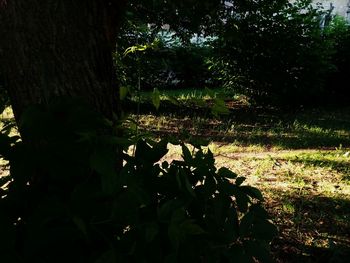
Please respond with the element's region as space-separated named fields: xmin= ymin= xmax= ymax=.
xmin=116 ymin=27 xmax=216 ymax=92
xmin=323 ymin=16 xmax=350 ymax=104
xmin=0 ymin=99 xmax=276 ymax=262
xmin=118 ymin=0 xmax=350 ymax=107
xmin=210 ymin=0 xmax=333 ymax=106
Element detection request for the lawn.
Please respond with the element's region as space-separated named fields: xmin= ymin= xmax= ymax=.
xmin=128 ymin=88 xmax=350 ymax=262
xmin=1 ymin=89 xmax=350 ymax=262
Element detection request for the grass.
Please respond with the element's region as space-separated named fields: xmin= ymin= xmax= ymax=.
xmin=128 ymin=88 xmax=350 ymax=262
xmin=0 ymin=106 xmax=15 ymax=175
xmin=136 ymin=87 xmax=229 ymax=101
xmin=157 ymin=145 xmax=350 ymax=262
xmin=133 ymin=106 xmax=350 ymax=150
xmin=1 ymin=88 xmax=350 ymax=262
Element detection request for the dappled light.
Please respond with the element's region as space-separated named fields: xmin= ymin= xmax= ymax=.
xmin=1 ymin=0 xmax=350 ymax=262
xmin=133 ymin=107 xmax=350 ymax=150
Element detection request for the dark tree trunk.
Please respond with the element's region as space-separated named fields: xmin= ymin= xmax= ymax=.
xmin=0 ymin=0 xmax=126 ymax=121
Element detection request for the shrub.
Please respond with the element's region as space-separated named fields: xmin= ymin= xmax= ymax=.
xmin=0 ymin=99 xmax=276 ymax=262
xmin=209 ymin=0 xmax=333 ymax=106
xmin=323 ymin=15 xmax=350 ymax=104
xmin=115 ymin=26 xmax=217 ymax=92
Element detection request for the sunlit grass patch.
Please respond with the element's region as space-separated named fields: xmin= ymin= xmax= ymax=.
xmin=212 ymin=148 xmax=350 ymax=260
xmin=0 ymin=106 xmax=14 ymax=119
xmin=0 ymin=107 xmax=17 ymax=178
xmin=0 ymin=106 xmax=15 ymax=129
xmin=137 ymin=87 xmax=229 ymax=101
xmin=204 ymin=144 xmax=350 ymax=259
xmin=208 ymin=142 xmax=267 ymax=154
xmin=133 ymin=106 xmax=350 ymax=151
xmin=280 ymin=150 xmax=350 ymax=183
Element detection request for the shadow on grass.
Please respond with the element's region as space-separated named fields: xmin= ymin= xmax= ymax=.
xmin=267 ymin=190 xmax=350 ymax=263
xmin=146 ymin=127 xmax=350 ymax=150
xmin=295 ymin=108 xmax=350 ymax=132
xmin=130 ymin=101 xmax=350 ymax=150
xmin=226 ymin=129 xmax=350 ymax=150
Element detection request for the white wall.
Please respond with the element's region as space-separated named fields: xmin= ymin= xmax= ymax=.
xmin=316 ymin=0 xmax=350 ymax=19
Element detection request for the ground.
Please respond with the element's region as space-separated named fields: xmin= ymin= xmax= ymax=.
xmin=1 ymin=91 xmax=350 ymax=262
xmin=127 ymin=90 xmax=350 ymax=262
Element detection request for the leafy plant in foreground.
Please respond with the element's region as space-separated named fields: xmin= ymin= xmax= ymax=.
xmin=0 ymin=99 xmax=276 ymax=262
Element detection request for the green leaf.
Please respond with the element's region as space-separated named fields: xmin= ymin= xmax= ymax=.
xmin=233 ymin=187 xmax=250 ymax=212
xmin=119 ymin=86 xmax=129 ymax=100
xmin=218 ymin=167 xmax=238 ymax=179
xmin=158 ymin=200 xmax=181 ymax=221
xmin=112 ymin=191 xmax=139 ymax=224
xmin=164 ymin=253 xmax=177 ymax=263
xmin=175 ymin=170 xmax=183 ymax=190
xmin=203 ymin=174 xmax=217 ymax=196
xmin=241 ymin=186 xmax=264 ymax=201
xmin=72 ymin=216 xmax=88 ymax=239
xmin=211 ymin=98 xmax=230 ymax=117
xmin=0 ymin=213 xmax=15 ymax=252
xmin=240 ymin=205 xmax=277 ymax=242
xmin=0 ymin=133 xmax=14 ymax=159
xmin=190 ymin=97 xmax=206 ymax=107
xmin=250 ymin=204 xmax=269 ymax=219
xmin=204 ymin=87 xmax=216 ymax=98
xmin=251 ymin=220 xmax=278 ymax=242
xmin=189 ymin=137 xmax=209 ymax=149
xmin=107 ymin=136 xmax=133 ymax=148
xmin=145 ymin=222 xmax=159 ymax=243
xmin=181 ymin=144 xmax=192 ymax=164
xmin=167 ymin=96 xmax=180 ymax=106
xmin=152 ymin=88 xmax=161 ymax=110
xmin=228 ymin=244 xmax=254 ymax=263
xmin=168 ymin=223 xmax=181 ymax=250
xmin=239 ymin=210 xmax=254 ymax=237
xmin=181 ymin=170 xmax=195 ymax=197
xmin=180 ymin=220 xmax=205 ymax=235
xmin=171 ymin=208 xmax=187 ymax=224
xmin=123 ymin=43 xmax=151 ymax=56
xmin=151 ymin=139 xmax=169 ymax=162
xmin=135 ymin=140 xmax=152 ymax=160
xmin=129 ymin=184 xmax=151 ymax=206
xmin=243 ymin=240 xmax=274 ymax=263
xmin=235 ymin=177 xmax=246 ymax=186
xmin=90 ymin=147 xmax=117 ymax=194
xmin=224 ymin=208 xmax=239 ymax=242
xmin=95 ymin=249 xmax=116 ymax=263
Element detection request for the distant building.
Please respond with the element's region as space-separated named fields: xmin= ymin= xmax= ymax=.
xmin=315 ymin=0 xmax=350 ymax=22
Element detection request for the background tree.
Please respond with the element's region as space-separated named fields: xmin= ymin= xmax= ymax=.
xmin=209 ymin=0 xmax=334 ymax=106
xmin=0 ymin=0 xmax=229 ymax=122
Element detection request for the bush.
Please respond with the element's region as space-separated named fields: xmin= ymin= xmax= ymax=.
xmin=0 ymin=99 xmax=276 ymax=262
xmin=323 ymin=15 xmax=350 ymax=104
xmin=210 ymin=0 xmax=333 ymax=106
xmin=115 ymin=26 xmax=217 ymax=92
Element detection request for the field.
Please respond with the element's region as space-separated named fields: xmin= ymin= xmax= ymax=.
xmin=129 ymin=89 xmax=350 ymax=262
xmin=1 ymin=89 xmax=350 ymax=262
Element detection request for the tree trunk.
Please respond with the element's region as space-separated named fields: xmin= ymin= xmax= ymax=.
xmin=0 ymin=0 xmax=125 ymax=122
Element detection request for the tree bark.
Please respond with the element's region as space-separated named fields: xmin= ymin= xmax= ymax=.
xmin=0 ymin=0 xmax=126 ymax=121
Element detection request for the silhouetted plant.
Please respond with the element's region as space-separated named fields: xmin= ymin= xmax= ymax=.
xmin=0 ymin=99 xmax=276 ymax=263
